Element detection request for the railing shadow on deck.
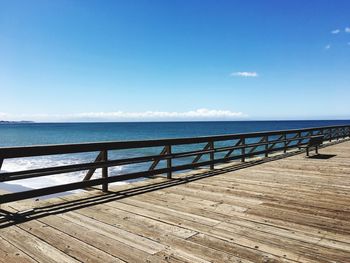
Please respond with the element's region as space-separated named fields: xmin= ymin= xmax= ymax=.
xmin=307 ymin=154 xmax=337 ymax=159
xmin=0 ymin=139 xmax=345 ymax=229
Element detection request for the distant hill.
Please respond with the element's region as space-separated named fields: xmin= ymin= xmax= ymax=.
xmin=0 ymin=120 xmax=34 ymax=124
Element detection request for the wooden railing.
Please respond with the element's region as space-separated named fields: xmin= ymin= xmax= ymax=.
xmin=0 ymin=125 xmax=349 ymax=204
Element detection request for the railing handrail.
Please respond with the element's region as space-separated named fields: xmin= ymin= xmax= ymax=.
xmin=0 ymin=124 xmax=349 ymax=159
xmin=0 ymin=124 xmax=349 ymax=204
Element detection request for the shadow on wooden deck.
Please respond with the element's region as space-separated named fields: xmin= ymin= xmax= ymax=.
xmin=307 ymin=154 xmax=336 ymax=159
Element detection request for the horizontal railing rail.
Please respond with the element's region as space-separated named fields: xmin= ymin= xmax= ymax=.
xmin=0 ymin=124 xmax=349 ymax=204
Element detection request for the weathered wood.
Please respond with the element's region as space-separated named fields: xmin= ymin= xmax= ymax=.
xmin=297 ymin=131 xmax=302 ymax=146
xmin=285 ymin=133 xmax=299 ymax=146
xmin=83 ymin=151 xmax=103 ymax=181
xmin=192 ymin=142 xmax=210 ymax=164
xmin=2 ymin=141 xmax=350 ymax=262
xmin=209 ymin=141 xmax=214 ymax=170
xmin=247 ymin=137 xmax=265 ymax=154
xmin=268 ymin=135 xmax=284 ymax=151
xmin=166 ymin=145 xmax=172 ymax=179
xmin=224 ymin=139 xmax=242 ymax=158
xmin=148 ymin=146 xmax=167 ymax=171
xmin=1 ymin=207 xmax=124 ymax=263
xmin=0 ymin=235 xmax=37 ymax=263
xmin=0 ymin=226 xmax=80 ymax=263
xmin=298 ymin=135 xmax=323 ymax=157
xmin=101 ymin=150 xmax=108 ymax=192
xmin=241 ymin=138 xmax=246 ymax=162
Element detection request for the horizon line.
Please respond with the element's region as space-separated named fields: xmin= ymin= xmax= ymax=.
xmin=2 ymin=119 xmax=350 ymax=124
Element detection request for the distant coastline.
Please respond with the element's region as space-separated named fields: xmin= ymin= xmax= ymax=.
xmin=0 ymin=120 xmax=34 ymax=124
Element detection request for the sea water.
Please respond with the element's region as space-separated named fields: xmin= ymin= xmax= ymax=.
xmin=1 ymin=120 xmax=349 ymax=192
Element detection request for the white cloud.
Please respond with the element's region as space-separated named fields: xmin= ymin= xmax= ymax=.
xmin=230 ymin=71 xmax=258 ymax=77
xmin=345 ymin=27 xmax=350 ymax=33
xmin=0 ymin=109 xmax=247 ymax=122
xmin=331 ymin=29 xmax=340 ymax=34
xmin=325 ymin=44 xmax=331 ymax=50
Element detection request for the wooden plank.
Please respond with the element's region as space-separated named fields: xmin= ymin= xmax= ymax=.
xmin=58 ymin=212 xmax=167 ymax=254
xmin=0 ymin=236 xmax=37 ymax=263
xmin=1 ymin=139 xmax=350 ymax=262
xmin=211 ymin=217 xmax=350 ymax=262
xmin=108 ymin=193 xmax=348 ymax=262
xmin=188 ymin=233 xmax=294 ymax=263
xmin=58 ymin=201 xmax=198 ymax=240
xmin=38 ymin=205 xmax=246 ymax=263
xmin=34 ymin=214 xmax=152 ymax=262
xmin=0 ymin=226 xmax=80 ymax=263
xmin=2 ymin=209 xmax=125 ymax=263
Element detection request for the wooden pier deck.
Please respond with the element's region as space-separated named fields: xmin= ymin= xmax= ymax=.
xmin=1 ymin=141 xmax=350 ymax=263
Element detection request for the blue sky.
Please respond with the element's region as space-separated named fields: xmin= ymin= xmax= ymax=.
xmin=0 ymin=0 xmax=350 ymax=121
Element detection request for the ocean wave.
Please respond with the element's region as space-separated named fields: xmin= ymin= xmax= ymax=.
xmin=0 ymin=155 xmax=127 ymax=190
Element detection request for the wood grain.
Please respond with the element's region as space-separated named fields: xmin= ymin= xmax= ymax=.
xmin=1 ymin=141 xmax=350 ymax=262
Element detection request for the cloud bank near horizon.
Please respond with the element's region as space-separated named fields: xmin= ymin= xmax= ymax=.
xmin=0 ymin=109 xmax=247 ymax=122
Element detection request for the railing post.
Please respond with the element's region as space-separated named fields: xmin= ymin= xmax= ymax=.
xmin=209 ymin=141 xmax=214 ymax=170
xmin=336 ymin=128 xmax=339 ymax=141
xmin=297 ymin=131 xmax=302 ymax=146
xmin=101 ymin=150 xmax=108 ymax=192
xmin=166 ymin=145 xmax=172 ymax=179
xmin=265 ymin=136 xmax=269 ymax=157
xmin=241 ymin=138 xmax=246 ymax=162
xmin=0 ymin=158 xmax=3 ymax=171
xmin=338 ymin=128 xmax=343 ymax=139
xmin=329 ymin=128 xmax=332 ymax=142
xmin=283 ymin=134 xmax=287 ymax=153
xmin=320 ymin=129 xmax=324 ymax=143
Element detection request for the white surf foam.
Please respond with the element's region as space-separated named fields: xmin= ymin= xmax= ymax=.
xmin=0 ymin=156 xmax=127 ymax=191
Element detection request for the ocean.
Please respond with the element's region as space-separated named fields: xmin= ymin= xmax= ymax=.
xmin=1 ymin=120 xmax=350 ymax=192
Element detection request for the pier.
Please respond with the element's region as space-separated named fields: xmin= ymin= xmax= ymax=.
xmin=1 ymin=125 xmax=350 ymax=262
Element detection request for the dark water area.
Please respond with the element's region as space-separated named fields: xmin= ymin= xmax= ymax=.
xmin=1 ymin=120 xmax=350 ymax=147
